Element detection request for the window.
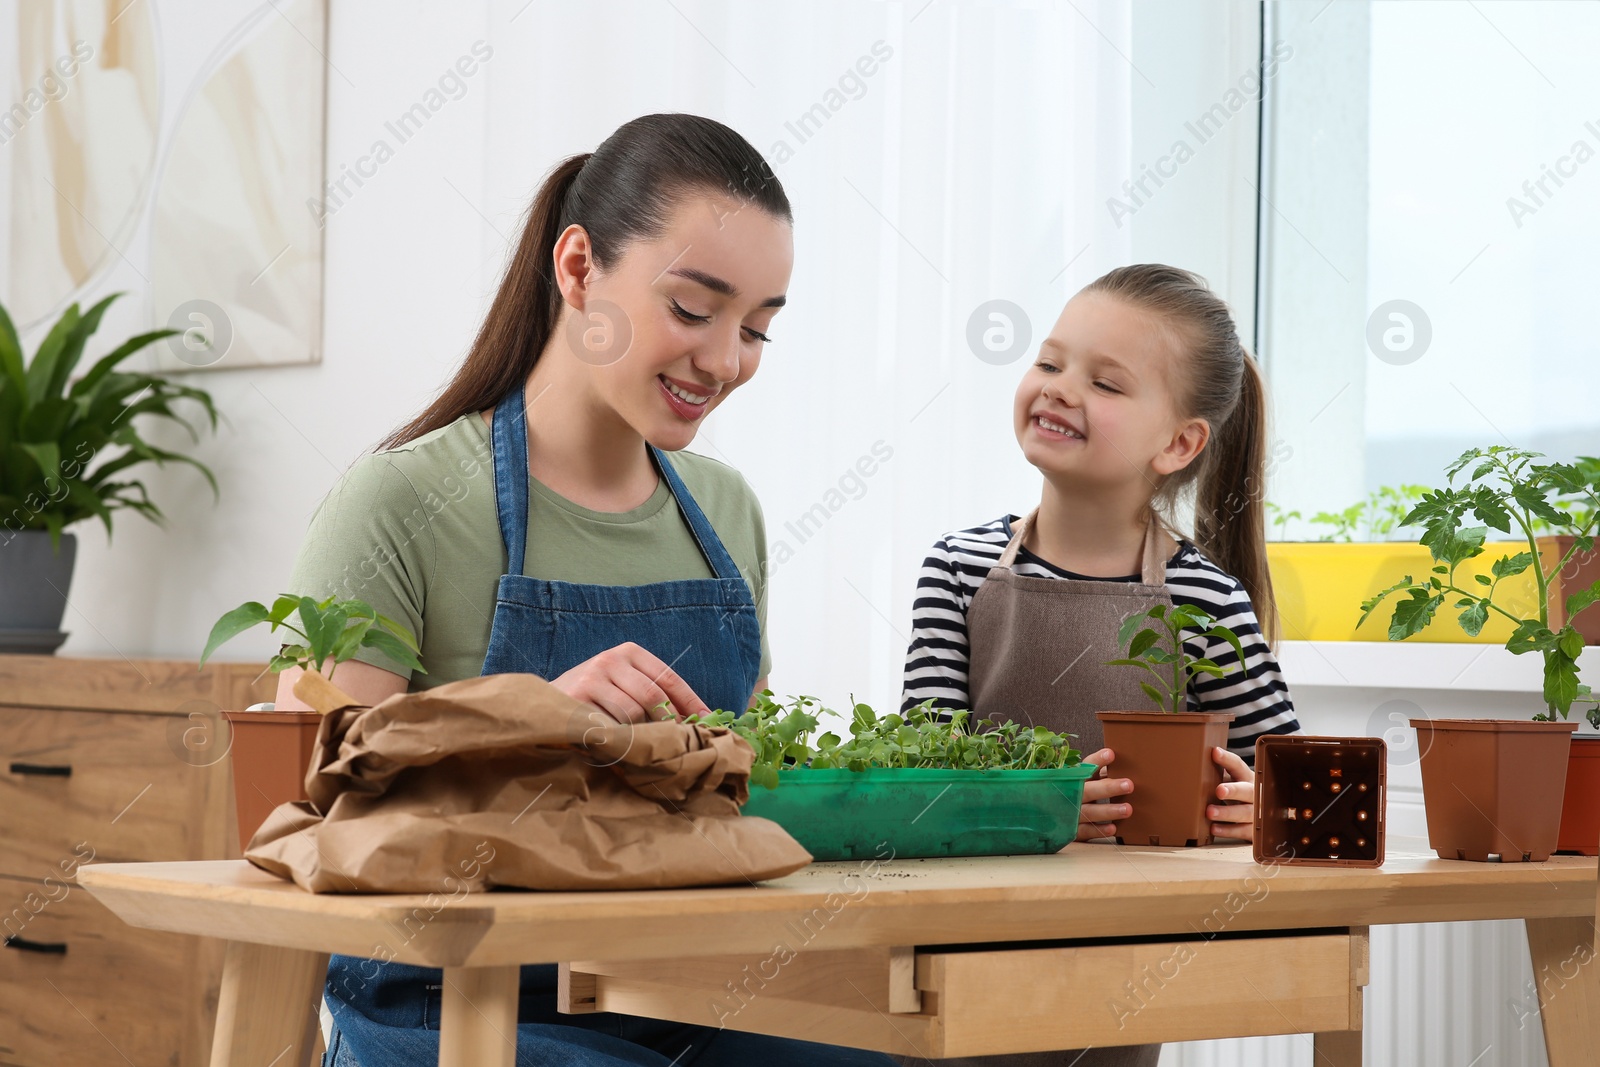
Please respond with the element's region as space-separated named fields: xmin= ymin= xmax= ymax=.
xmin=1258 ymin=0 xmax=1599 ymax=536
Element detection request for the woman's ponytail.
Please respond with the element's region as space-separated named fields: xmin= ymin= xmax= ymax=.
xmin=379 ymin=114 xmax=790 ymax=450
xmin=378 ymin=154 xmax=589 ymax=451
xmin=1085 ymin=264 xmax=1279 ymax=644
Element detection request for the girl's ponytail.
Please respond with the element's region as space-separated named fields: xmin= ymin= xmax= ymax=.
xmin=379 ymin=114 xmax=790 ymax=450
xmin=1084 ymin=264 xmax=1278 ymax=644
xmin=1193 ymin=349 xmax=1277 ymax=643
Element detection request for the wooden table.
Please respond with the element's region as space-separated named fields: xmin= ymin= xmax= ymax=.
xmin=77 ymin=838 xmax=1597 ymax=1067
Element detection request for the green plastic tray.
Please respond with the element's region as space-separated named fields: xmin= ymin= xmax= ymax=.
xmin=741 ymin=763 xmax=1099 ymax=861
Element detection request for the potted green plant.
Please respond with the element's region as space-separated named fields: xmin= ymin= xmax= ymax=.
xmin=1359 ymin=446 xmax=1600 ymax=862
xmin=693 ymin=696 xmax=1095 ymax=860
xmin=1532 ymin=455 xmax=1600 ymax=855
xmin=1097 ymin=602 xmax=1244 ymax=847
xmin=0 ymin=294 xmax=218 ymax=652
xmin=199 ymin=594 xmax=424 ymax=848
xmin=1536 ymin=455 xmax=1600 ymax=647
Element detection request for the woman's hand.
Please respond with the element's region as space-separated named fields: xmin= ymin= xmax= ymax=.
xmin=1209 ymin=746 xmax=1256 ymax=843
xmin=550 ymin=642 xmax=711 ymax=724
xmin=1076 ymin=748 xmax=1133 ymax=842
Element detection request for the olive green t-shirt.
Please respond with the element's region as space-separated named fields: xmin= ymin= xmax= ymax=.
xmin=287 ymin=414 xmax=771 ymax=689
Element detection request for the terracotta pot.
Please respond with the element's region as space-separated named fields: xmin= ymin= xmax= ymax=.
xmin=221 ymin=709 xmax=323 ymax=851
xmin=1095 ymin=711 xmax=1235 ymax=847
xmin=1410 ymin=718 xmax=1577 ymax=862
xmin=1556 ymin=736 xmax=1600 ymax=856
xmin=1539 ymin=535 xmax=1600 ymax=644
xmin=1253 ymin=735 xmax=1387 ymax=868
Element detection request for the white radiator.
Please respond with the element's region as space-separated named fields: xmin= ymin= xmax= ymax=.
xmin=1159 ymin=920 xmax=1547 ymax=1067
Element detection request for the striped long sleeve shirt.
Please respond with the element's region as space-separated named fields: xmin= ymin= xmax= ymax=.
xmin=900 ymin=516 xmax=1300 ymax=764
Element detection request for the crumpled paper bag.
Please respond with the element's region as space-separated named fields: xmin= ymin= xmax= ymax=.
xmin=244 ymin=672 xmax=812 ymax=893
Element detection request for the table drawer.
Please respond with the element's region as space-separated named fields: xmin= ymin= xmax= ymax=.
xmin=912 ymin=932 xmax=1364 ymax=1056
xmin=0 ymin=707 xmax=231 ymax=877
xmin=0 ymin=876 xmax=212 ymax=1066
xmin=561 ymin=930 xmax=1368 ymax=1057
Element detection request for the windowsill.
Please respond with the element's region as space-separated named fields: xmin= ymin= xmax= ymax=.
xmin=1279 ymin=640 xmax=1600 ymax=693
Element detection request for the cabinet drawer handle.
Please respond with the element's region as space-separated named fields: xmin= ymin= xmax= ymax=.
xmin=3 ymin=936 xmax=68 ymax=955
xmin=8 ymin=762 xmax=72 ymax=777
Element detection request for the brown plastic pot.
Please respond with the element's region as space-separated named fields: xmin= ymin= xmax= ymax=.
xmin=1556 ymin=736 xmax=1600 ymax=856
xmin=1095 ymin=711 xmax=1235 ymax=847
xmin=1411 ymin=718 xmax=1577 ymax=862
xmin=1539 ymin=535 xmax=1600 ymax=644
xmin=221 ymin=710 xmax=323 ymax=851
xmin=1253 ymin=735 xmax=1386 ymax=868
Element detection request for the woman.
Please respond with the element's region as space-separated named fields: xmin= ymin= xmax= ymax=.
xmin=279 ymin=114 xmax=894 ymax=1067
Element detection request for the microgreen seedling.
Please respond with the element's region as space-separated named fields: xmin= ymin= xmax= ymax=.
xmin=689 ymin=694 xmax=1080 ymax=789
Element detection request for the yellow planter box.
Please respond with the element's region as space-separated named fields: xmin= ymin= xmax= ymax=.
xmin=1267 ymin=542 xmax=1540 ymax=644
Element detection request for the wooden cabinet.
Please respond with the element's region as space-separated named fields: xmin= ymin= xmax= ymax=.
xmin=0 ymin=656 xmax=273 ymax=1067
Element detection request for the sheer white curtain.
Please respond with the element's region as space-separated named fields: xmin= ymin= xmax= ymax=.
xmin=484 ymin=0 xmax=1133 ymax=711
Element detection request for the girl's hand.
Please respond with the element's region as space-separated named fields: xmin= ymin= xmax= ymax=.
xmin=550 ymin=642 xmax=711 ymax=724
xmin=1209 ymin=746 xmax=1256 ymax=843
xmin=1077 ymin=748 xmax=1133 ymax=842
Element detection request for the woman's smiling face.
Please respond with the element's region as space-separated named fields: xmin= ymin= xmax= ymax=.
xmin=1013 ymin=289 xmax=1210 ymax=490
xmin=552 ymin=192 xmax=794 ymax=451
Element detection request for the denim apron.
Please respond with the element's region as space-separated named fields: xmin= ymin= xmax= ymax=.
xmin=323 ymin=387 xmax=894 ymax=1067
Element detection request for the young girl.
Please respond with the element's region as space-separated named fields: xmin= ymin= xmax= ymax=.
xmin=898 ymin=267 xmax=1298 ymax=1067
xmin=902 ymin=264 xmax=1299 ymax=843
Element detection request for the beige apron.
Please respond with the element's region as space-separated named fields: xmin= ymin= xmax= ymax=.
xmin=899 ymin=509 xmax=1171 ymax=1067
xmin=969 ymin=509 xmax=1175 ymax=750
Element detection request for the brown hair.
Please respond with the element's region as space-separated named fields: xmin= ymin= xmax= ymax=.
xmin=1084 ymin=264 xmax=1277 ymax=643
xmin=379 ymin=113 xmax=792 ymax=451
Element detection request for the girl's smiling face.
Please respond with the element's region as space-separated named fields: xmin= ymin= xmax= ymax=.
xmin=552 ymin=192 xmax=793 ymax=451
xmin=1014 ymin=290 xmax=1211 ymax=491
